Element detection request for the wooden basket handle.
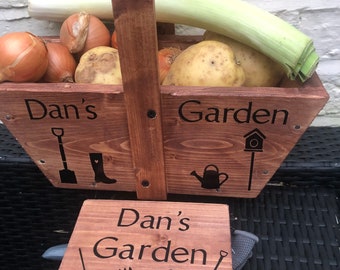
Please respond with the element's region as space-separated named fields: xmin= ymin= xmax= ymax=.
xmin=111 ymin=0 xmax=167 ymax=200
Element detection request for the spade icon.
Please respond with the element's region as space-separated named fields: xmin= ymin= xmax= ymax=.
xmin=51 ymin=128 xmax=77 ymax=184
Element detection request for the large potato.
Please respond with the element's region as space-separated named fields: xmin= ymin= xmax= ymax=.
xmin=162 ymin=40 xmax=245 ymax=87
xmin=204 ymin=31 xmax=285 ymax=87
xmin=75 ymin=46 xmax=122 ymax=84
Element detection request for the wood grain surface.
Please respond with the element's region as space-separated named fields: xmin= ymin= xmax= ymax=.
xmin=0 ymin=72 xmax=328 ymax=198
xmin=58 ymin=200 xmax=232 ymax=269
xmin=112 ymin=0 xmax=167 ymax=200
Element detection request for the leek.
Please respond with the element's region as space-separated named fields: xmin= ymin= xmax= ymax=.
xmin=28 ymin=0 xmax=318 ymax=82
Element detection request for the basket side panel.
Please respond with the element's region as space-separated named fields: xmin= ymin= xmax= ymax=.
xmin=0 ymin=87 xmax=135 ymax=191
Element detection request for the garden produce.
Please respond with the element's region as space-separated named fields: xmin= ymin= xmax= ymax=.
xmin=110 ymin=30 xmax=181 ymax=84
xmin=0 ymin=32 xmax=48 ymax=82
xmin=75 ymin=46 xmax=122 ymax=84
xmin=162 ymin=40 xmax=245 ymax=87
xmin=204 ymin=31 xmax=285 ymax=87
xmin=42 ymin=42 xmax=77 ymax=83
xmin=28 ymin=0 xmax=319 ymax=82
xmin=158 ymin=47 xmax=182 ymax=84
xmin=111 ymin=30 xmax=118 ymax=49
xmin=60 ymin=11 xmax=110 ymax=56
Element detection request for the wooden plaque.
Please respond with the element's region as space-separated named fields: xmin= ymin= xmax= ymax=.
xmin=58 ymin=200 xmax=232 ymax=270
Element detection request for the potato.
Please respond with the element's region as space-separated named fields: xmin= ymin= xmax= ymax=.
xmin=203 ymin=31 xmax=285 ymax=87
xmin=162 ymin=40 xmax=245 ymax=87
xmin=75 ymin=46 xmax=122 ymax=84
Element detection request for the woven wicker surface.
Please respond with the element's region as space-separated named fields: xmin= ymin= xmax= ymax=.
xmin=0 ymin=124 xmax=339 ymax=269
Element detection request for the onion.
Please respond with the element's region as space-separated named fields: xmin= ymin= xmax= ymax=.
xmin=158 ymin=47 xmax=182 ymax=84
xmin=43 ymin=42 xmax=77 ymax=83
xmin=60 ymin=11 xmax=111 ymax=56
xmin=111 ymin=30 xmax=118 ymax=49
xmin=0 ymin=32 xmax=48 ymax=82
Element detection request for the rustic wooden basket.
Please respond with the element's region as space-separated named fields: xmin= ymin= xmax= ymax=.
xmin=0 ymin=1 xmax=328 ymax=200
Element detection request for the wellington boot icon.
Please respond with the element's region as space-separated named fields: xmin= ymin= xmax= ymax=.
xmin=89 ymin=153 xmax=117 ymax=184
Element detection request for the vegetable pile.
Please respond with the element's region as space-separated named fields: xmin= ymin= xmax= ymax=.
xmin=28 ymin=0 xmax=319 ymax=82
xmin=1 ymin=0 xmax=319 ymax=86
xmin=0 ymin=11 xmax=183 ymax=85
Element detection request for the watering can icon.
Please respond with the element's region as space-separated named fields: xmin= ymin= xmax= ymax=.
xmin=191 ymin=164 xmax=228 ymax=190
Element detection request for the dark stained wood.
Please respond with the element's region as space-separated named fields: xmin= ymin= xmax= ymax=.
xmin=111 ymin=0 xmax=167 ymax=200
xmin=157 ymin=22 xmax=175 ymax=35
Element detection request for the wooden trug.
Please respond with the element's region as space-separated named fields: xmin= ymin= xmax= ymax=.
xmin=0 ymin=1 xmax=329 ymax=199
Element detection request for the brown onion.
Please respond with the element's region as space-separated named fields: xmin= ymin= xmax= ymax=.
xmin=111 ymin=30 xmax=118 ymax=49
xmin=158 ymin=47 xmax=182 ymax=84
xmin=42 ymin=42 xmax=77 ymax=83
xmin=60 ymin=11 xmax=110 ymax=56
xmin=0 ymin=32 xmax=48 ymax=82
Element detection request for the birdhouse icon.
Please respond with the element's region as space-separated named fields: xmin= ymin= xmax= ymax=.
xmin=243 ymin=128 xmax=266 ymax=191
xmin=244 ymin=128 xmax=266 ymax=152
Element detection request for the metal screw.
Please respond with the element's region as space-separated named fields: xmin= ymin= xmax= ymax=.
xmin=147 ymin=109 xmax=157 ymax=119
xmin=141 ymin=180 xmax=150 ymax=187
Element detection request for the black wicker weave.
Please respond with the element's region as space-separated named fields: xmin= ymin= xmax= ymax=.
xmin=0 ymin=124 xmax=339 ymax=270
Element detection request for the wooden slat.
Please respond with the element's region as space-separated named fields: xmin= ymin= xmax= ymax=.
xmin=157 ymin=22 xmax=175 ymax=35
xmin=111 ymin=0 xmax=167 ymax=200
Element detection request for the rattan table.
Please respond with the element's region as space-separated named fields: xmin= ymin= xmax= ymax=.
xmin=0 ymin=124 xmax=339 ymax=270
